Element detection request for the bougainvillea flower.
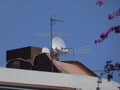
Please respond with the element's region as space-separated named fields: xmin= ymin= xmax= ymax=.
xmin=115 ymin=9 xmax=120 ymax=16
xmin=94 ymin=39 xmax=101 ymax=44
xmin=94 ymin=38 xmax=104 ymax=44
xmin=114 ymin=26 xmax=120 ymax=33
xmin=100 ymin=32 xmax=108 ymax=39
xmin=108 ymin=14 xmax=114 ymax=20
xmin=94 ymin=25 xmax=120 ymax=44
xmin=96 ymin=0 xmax=104 ymax=7
xmin=108 ymin=8 xmax=120 ymax=20
xmin=107 ymin=26 xmax=115 ymax=33
xmin=94 ymin=40 xmax=98 ymax=44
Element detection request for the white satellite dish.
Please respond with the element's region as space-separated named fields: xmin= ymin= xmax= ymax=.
xmin=52 ymin=37 xmax=68 ymax=54
xmin=42 ymin=47 xmax=50 ymax=54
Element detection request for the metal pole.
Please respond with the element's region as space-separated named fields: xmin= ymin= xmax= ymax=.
xmin=50 ymin=17 xmax=53 ymax=51
xmin=50 ymin=17 xmax=54 ymax=72
xmin=49 ymin=16 xmax=64 ymax=72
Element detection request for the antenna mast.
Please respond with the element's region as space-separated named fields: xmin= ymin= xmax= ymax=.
xmin=50 ymin=16 xmax=64 ymax=51
xmin=49 ymin=16 xmax=64 ymax=72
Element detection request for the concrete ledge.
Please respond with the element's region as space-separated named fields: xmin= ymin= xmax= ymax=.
xmin=0 ymin=68 xmax=119 ymax=90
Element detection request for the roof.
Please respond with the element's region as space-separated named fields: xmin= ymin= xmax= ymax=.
xmin=44 ymin=53 xmax=97 ymax=76
xmin=52 ymin=59 xmax=97 ymax=77
xmin=62 ymin=61 xmax=97 ymax=76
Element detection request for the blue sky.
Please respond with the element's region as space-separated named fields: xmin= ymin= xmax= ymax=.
xmin=0 ymin=0 xmax=120 ymax=82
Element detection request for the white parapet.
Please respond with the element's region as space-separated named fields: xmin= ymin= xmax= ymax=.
xmin=0 ymin=67 xmax=119 ymax=90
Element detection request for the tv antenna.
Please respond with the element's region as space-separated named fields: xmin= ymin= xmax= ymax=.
xmin=66 ymin=45 xmax=92 ymax=60
xmin=50 ymin=16 xmax=64 ymax=51
xmin=33 ymin=16 xmax=65 ymax=47
xmin=49 ymin=16 xmax=64 ymax=72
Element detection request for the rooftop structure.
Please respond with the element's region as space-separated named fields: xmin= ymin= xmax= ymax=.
xmin=2 ymin=46 xmax=119 ymax=89
xmin=6 ymin=46 xmax=42 ymax=63
xmin=6 ymin=46 xmax=97 ymax=76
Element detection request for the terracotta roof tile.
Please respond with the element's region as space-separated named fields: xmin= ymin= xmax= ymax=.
xmin=53 ymin=60 xmax=97 ymax=77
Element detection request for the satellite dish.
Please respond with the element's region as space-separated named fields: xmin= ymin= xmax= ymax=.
xmin=42 ymin=47 xmax=50 ymax=54
xmin=52 ymin=37 xmax=68 ymax=54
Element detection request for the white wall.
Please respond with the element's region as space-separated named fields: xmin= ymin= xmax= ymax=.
xmin=0 ymin=68 xmax=119 ymax=90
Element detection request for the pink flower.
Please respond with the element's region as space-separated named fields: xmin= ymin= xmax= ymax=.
xmin=94 ymin=39 xmax=101 ymax=44
xmin=94 ymin=40 xmax=98 ymax=44
xmin=96 ymin=0 xmax=104 ymax=7
xmin=97 ymin=39 xmax=101 ymax=43
xmin=114 ymin=26 xmax=120 ymax=33
xmin=115 ymin=9 xmax=120 ymax=16
xmin=108 ymin=9 xmax=120 ymax=20
xmin=94 ymin=25 xmax=120 ymax=44
xmin=108 ymin=14 xmax=114 ymax=20
xmin=107 ymin=26 xmax=115 ymax=33
xmin=100 ymin=32 xmax=108 ymax=39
